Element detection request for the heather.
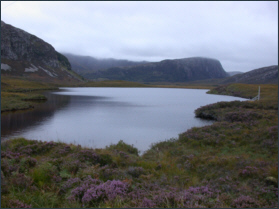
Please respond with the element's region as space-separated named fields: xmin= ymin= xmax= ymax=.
xmin=1 ymin=84 xmax=278 ymax=208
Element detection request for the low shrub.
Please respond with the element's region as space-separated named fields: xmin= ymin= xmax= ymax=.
xmin=9 ymin=173 xmax=33 ymax=191
xmin=4 ymin=199 xmax=32 ymax=208
xmin=107 ymin=140 xmax=139 ymax=156
xmin=30 ymin=162 xmax=58 ymax=187
xmin=127 ymin=166 xmax=146 ymax=178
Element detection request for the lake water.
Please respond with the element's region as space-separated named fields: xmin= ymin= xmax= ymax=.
xmin=1 ymin=87 xmax=246 ymax=153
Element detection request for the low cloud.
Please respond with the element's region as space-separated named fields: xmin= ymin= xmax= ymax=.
xmin=1 ymin=1 xmax=278 ymax=72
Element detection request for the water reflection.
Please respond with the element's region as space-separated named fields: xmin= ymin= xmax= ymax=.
xmin=1 ymin=88 xmax=246 ymax=153
xmin=1 ymin=92 xmax=70 ymax=138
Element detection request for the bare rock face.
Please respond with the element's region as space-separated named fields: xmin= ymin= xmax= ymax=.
xmin=1 ymin=21 xmax=82 ymax=82
xmin=83 ymin=57 xmax=228 ymax=82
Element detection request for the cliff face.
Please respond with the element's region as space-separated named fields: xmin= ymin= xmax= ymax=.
xmin=1 ymin=21 xmax=82 ymax=82
xmin=221 ymin=65 xmax=278 ymax=84
xmin=83 ymin=57 xmax=228 ymax=82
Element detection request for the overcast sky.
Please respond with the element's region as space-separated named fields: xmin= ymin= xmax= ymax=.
xmin=1 ymin=1 xmax=278 ymax=72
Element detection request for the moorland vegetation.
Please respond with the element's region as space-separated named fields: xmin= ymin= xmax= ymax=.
xmin=1 ymin=82 xmax=278 ymax=208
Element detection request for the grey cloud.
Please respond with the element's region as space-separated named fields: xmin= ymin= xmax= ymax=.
xmin=1 ymin=1 xmax=277 ymax=72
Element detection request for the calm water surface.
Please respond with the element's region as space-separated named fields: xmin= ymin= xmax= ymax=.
xmin=1 ymin=87 xmax=246 ymax=153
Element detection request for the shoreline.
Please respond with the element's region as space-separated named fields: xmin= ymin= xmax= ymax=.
xmin=1 ymin=83 xmax=277 ymax=208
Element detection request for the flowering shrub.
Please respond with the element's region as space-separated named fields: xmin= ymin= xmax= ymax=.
xmin=140 ymin=197 xmax=156 ymax=208
xmin=239 ymin=166 xmax=259 ymax=178
xmin=54 ymin=145 xmax=72 ymax=157
xmin=1 ymin=158 xmax=19 ymax=177
xmin=52 ymin=175 xmax=62 ymax=183
xmin=82 ymin=180 xmax=128 ymax=204
xmin=1 ymin=150 xmax=22 ymax=161
xmin=224 ymin=111 xmax=262 ymax=123
xmin=60 ymin=177 xmax=81 ymax=193
xmin=119 ymin=151 xmax=129 ymax=159
xmin=6 ymin=199 xmax=32 ymax=208
xmin=1 ymin=171 xmax=9 ymax=194
xmin=61 ymin=160 xmax=83 ymax=175
xmin=18 ymin=141 xmax=56 ymax=155
xmin=127 ymin=166 xmax=146 ymax=178
xmin=99 ymin=166 xmax=126 ymax=181
xmin=10 ymin=173 xmax=33 ymax=191
xmin=69 ymin=177 xmax=128 ymax=206
xmin=71 ymin=149 xmax=100 ymax=165
xmin=232 ymin=195 xmax=260 ymax=208
xmin=19 ymin=156 xmax=37 ymax=172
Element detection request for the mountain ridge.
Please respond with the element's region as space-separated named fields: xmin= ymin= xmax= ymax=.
xmin=1 ymin=21 xmax=83 ymax=83
xmin=70 ymin=55 xmax=229 ymax=82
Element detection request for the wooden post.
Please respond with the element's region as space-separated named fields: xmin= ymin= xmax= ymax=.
xmin=258 ymin=86 xmax=261 ymax=100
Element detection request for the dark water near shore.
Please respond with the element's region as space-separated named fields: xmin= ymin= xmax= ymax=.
xmin=1 ymin=87 xmax=246 ymax=153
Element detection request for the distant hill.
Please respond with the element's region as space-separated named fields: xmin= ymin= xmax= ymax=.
xmin=82 ymin=57 xmax=228 ymax=82
xmin=1 ymin=21 xmax=83 ymax=82
xmin=63 ymin=53 xmax=148 ymax=74
xmin=221 ymin=65 xmax=278 ymax=84
xmin=227 ymin=71 xmax=243 ymax=76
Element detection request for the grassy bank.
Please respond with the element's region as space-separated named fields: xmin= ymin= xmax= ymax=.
xmin=1 ymin=77 xmax=214 ymax=112
xmin=1 ymin=83 xmax=277 ymax=208
xmin=1 ymin=76 xmax=58 ymax=112
xmin=207 ymin=83 xmax=278 ymax=101
xmin=75 ymin=80 xmax=149 ymax=88
xmin=75 ymin=80 xmax=215 ymax=89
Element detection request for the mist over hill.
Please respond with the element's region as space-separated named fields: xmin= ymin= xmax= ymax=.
xmin=63 ymin=53 xmax=148 ymax=74
xmin=65 ymin=55 xmax=229 ymax=83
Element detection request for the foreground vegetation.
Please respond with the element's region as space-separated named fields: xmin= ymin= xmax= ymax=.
xmin=1 ymin=83 xmax=277 ymax=208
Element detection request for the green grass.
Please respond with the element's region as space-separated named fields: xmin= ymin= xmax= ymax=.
xmin=208 ymin=83 xmax=278 ymax=101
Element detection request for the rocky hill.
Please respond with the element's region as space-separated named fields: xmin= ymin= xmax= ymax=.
xmin=221 ymin=65 xmax=278 ymax=84
xmin=83 ymin=57 xmax=228 ymax=82
xmin=1 ymin=21 xmax=83 ymax=82
xmin=63 ymin=53 xmax=148 ymax=75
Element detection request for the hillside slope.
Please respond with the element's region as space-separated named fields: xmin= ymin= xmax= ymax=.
xmin=1 ymin=21 xmax=83 ymax=83
xmin=83 ymin=57 xmax=228 ymax=82
xmin=220 ymin=65 xmax=278 ymax=84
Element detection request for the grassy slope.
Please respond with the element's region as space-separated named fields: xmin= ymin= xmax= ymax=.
xmin=1 ymin=82 xmax=278 ymax=208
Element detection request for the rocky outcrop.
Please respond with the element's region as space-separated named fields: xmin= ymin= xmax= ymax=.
xmin=1 ymin=21 xmax=83 ymax=82
xmin=221 ymin=65 xmax=278 ymax=84
xmin=83 ymin=57 xmax=228 ymax=82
